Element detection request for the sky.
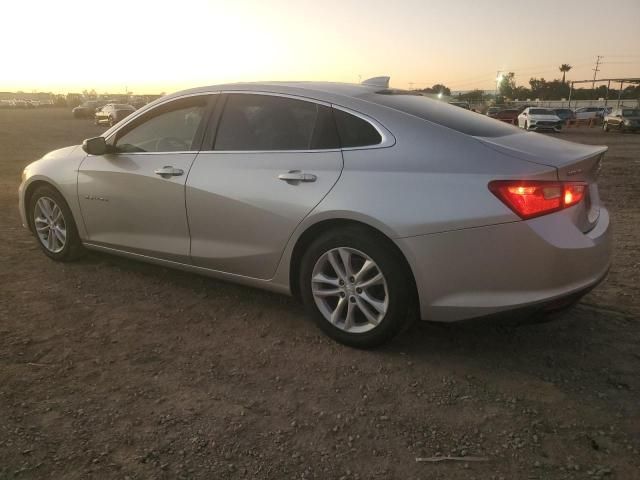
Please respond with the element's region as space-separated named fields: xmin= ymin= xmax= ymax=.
xmin=2 ymin=0 xmax=639 ymax=94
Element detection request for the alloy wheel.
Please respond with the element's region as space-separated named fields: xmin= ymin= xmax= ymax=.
xmin=34 ymin=196 xmax=67 ymax=253
xmin=311 ymin=247 xmax=389 ymax=333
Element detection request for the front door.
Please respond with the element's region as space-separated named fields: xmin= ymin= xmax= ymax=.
xmin=77 ymin=94 xmax=213 ymax=262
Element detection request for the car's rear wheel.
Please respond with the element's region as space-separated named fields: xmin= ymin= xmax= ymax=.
xmin=299 ymin=226 xmax=411 ymax=348
xmin=28 ymin=185 xmax=84 ymax=261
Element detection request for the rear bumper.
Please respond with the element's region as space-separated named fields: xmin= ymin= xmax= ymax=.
xmin=397 ymin=207 xmax=611 ymax=322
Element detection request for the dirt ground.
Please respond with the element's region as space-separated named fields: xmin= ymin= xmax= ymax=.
xmin=1 ymin=108 xmax=638 ymax=480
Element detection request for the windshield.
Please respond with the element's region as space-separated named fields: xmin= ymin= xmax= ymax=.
xmin=622 ymin=109 xmax=640 ymax=117
xmin=530 ymin=109 xmax=554 ymax=115
xmin=363 ymin=93 xmax=518 ymax=137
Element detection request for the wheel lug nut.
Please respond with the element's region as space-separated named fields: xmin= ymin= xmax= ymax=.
xmin=349 ymin=296 xmax=356 ymax=303
xmin=356 ymin=287 xmax=362 ymax=294
xmin=339 ymin=279 xmax=344 ymax=286
xmin=340 ymin=292 xmax=346 ymax=298
xmin=349 ymin=276 xmax=355 ymax=283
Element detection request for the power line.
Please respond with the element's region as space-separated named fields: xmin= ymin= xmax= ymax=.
xmin=592 ymin=55 xmax=603 ymax=89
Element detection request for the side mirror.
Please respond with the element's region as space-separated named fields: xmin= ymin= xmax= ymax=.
xmin=522 ymin=112 xmax=527 ymax=116
xmin=82 ymin=136 xmax=107 ymax=155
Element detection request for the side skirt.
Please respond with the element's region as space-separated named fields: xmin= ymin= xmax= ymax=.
xmin=82 ymin=242 xmax=291 ymax=295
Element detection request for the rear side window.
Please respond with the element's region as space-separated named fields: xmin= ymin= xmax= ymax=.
xmin=333 ymin=109 xmax=382 ymax=148
xmin=215 ymin=94 xmax=339 ymax=150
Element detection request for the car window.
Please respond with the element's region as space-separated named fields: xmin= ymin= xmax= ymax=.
xmin=214 ymin=94 xmax=339 ymax=151
xmin=333 ymin=109 xmax=382 ymax=148
xmin=363 ymin=92 xmax=517 ymax=137
xmin=114 ymin=96 xmax=208 ymax=153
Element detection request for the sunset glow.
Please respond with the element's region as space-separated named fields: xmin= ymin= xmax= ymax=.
xmin=2 ymin=0 xmax=639 ymax=94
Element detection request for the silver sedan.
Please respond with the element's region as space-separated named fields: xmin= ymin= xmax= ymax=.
xmin=18 ymin=77 xmax=611 ymax=347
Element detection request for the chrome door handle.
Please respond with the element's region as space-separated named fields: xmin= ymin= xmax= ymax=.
xmin=278 ymin=170 xmax=317 ymax=183
xmin=154 ymin=166 xmax=184 ymax=178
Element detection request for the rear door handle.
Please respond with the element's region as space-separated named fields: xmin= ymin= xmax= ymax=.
xmin=278 ymin=170 xmax=317 ymax=183
xmin=154 ymin=166 xmax=184 ymax=178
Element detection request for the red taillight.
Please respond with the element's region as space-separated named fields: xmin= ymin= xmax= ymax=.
xmin=489 ymin=180 xmax=586 ymax=219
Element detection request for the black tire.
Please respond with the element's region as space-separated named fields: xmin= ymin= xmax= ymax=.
xmin=299 ymin=226 xmax=411 ymax=348
xmin=27 ymin=185 xmax=84 ymax=262
xmin=524 ymin=121 xmax=528 ymax=130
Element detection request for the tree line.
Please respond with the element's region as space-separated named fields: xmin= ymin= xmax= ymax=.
xmin=416 ymin=64 xmax=640 ymax=103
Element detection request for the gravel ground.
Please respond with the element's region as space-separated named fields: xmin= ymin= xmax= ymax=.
xmin=0 ymin=108 xmax=639 ymax=479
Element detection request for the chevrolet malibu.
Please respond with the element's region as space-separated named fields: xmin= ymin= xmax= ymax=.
xmin=19 ymin=77 xmax=611 ymax=348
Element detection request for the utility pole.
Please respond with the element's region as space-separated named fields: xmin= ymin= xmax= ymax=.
xmin=591 ymin=55 xmax=603 ymax=90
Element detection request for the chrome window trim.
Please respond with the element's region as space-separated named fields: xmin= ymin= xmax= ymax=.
xmin=102 ymin=89 xmax=395 ymax=155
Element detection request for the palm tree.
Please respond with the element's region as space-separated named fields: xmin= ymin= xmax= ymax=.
xmin=559 ymin=64 xmax=572 ymax=84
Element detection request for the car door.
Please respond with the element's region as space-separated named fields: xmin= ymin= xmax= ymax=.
xmin=186 ymin=92 xmax=343 ymax=279
xmin=77 ymin=94 xmax=214 ymax=262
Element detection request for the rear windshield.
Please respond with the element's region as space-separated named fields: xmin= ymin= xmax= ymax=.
xmin=362 ymin=93 xmax=517 ymax=137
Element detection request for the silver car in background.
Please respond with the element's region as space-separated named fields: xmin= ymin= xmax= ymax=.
xmin=18 ymin=77 xmax=611 ymax=347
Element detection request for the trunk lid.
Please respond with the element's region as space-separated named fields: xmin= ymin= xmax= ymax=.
xmin=475 ymin=132 xmax=607 ymax=232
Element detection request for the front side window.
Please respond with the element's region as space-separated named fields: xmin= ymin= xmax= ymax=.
xmin=214 ymin=94 xmax=339 ymax=151
xmin=113 ymin=96 xmax=209 ymax=153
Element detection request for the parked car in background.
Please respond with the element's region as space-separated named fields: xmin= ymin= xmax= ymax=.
xmin=603 ymin=108 xmax=640 ymax=133
xmin=492 ymin=109 xmax=520 ymax=124
xmin=13 ymin=100 xmax=28 ymax=108
xmin=449 ymin=101 xmax=470 ymax=110
xmin=574 ymin=106 xmax=610 ymax=120
xmin=73 ymin=101 xmax=101 ymax=118
xmin=486 ymin=106 xmax=501 ymax=117
xmin=94 ymin=103 xmax=136 ymax=126
xmin=18 ymin=79 xmax=610 ymax=347
xmin=554 ymin=108 xmax=576 ymax=124
xmin=517 ymin=107 xmax=562 ymax=132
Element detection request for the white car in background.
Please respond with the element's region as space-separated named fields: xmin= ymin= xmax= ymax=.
xmin=517 ymin=107 xmax=563 ymax=132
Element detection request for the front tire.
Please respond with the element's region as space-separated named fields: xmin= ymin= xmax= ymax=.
xmin=28 ymin=185 xmax=84 ymax=261
xmin=299 ymin=226 xmax=411 ymax=348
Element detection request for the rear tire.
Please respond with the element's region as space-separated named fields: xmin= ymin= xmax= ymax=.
xmin=28 ymin=185 xmax=84 ymax=262
xmin=299 ymin=226 xmax=411 ymax=348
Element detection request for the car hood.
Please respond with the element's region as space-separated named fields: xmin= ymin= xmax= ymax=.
xmin=475 ymin=132 xmax=607 ymax=173
xmin=40 ymin=145 xmax=80 ymax=161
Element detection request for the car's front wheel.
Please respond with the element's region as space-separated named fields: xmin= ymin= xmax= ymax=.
xmin=28 ymin=185 xmax=84 ymax=261
xmin=299 ymin=226 xmax=411 ymax=348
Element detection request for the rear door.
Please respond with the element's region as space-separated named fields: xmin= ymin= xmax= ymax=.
xmin=186 ymin=92 xmax=343 ymax=279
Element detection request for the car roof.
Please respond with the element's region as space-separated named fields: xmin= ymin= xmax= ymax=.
xmin=166 ymin=81 xmax=385 ymax=104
